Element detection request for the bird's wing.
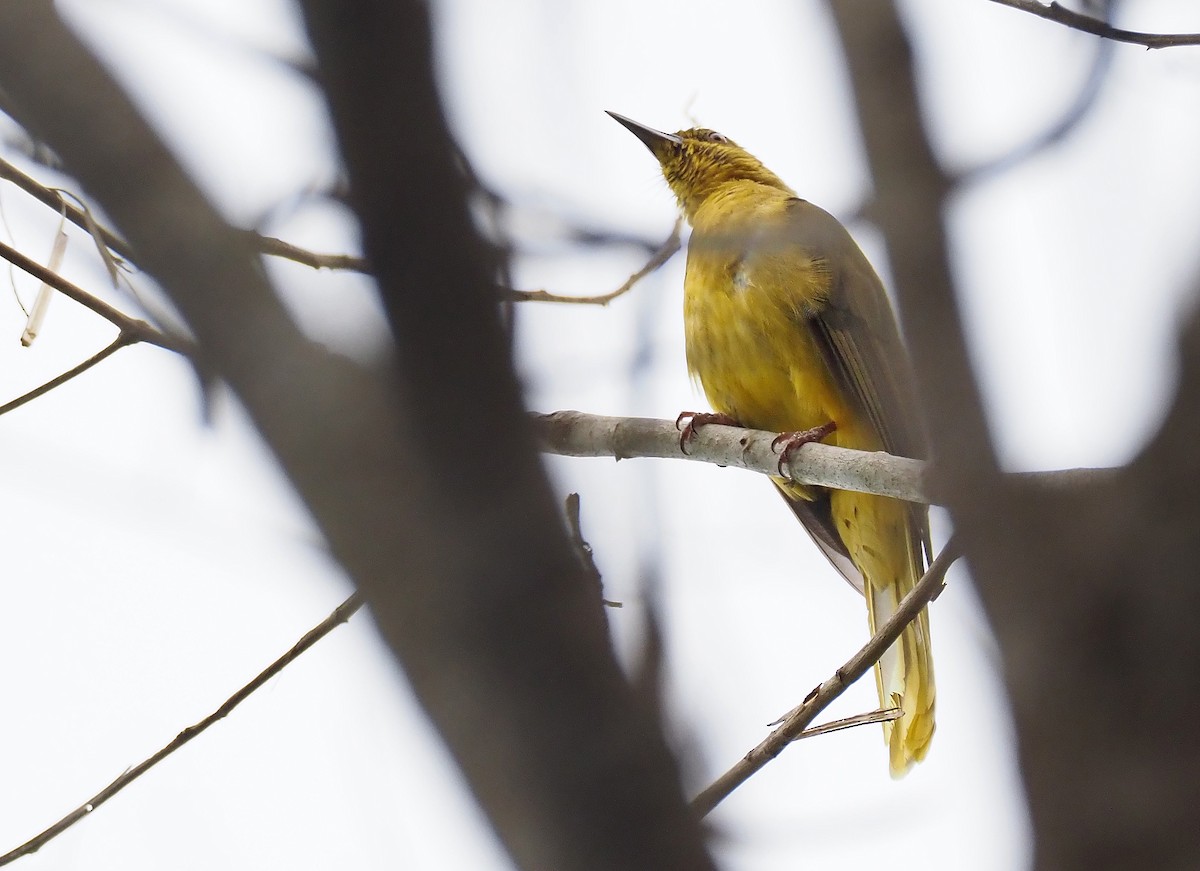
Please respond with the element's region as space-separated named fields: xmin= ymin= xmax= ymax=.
xmin=764 ymin=197 xmax=931 ymax=571
xmin=787 ymin=198 xmax=925 ymax=462
xmin=778 ymin=487 xmax=866 ymax=595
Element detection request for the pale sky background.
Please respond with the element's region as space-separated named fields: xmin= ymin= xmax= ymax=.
xmin=2 ymin=2 xmax=1199 ymax=869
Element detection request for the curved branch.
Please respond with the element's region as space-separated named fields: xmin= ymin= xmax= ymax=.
xmin=505 ymin=218 xmax=682 ymax=305
xmin=988 ymin=0 xmax=1200 ymax=48
xmin=959 ymin=8 xmax=1117 ymax=184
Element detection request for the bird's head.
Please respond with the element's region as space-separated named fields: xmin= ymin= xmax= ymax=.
xmin=607 ymin=111 xmax=791 ymax=220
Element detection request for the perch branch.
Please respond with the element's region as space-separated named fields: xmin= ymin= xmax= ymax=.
xmin=534 ymin=411 xmax=1118 ymax=504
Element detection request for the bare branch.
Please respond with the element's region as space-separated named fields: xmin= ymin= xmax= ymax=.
xmin=794 ymin=706 xmax=901 ymax=741
xmin=0 ymin=333 xmax=131 ymax=417
xmin=988 ymin=0 xmax=1200 ymax=48
xmin=958 ymin=11 xmax=1116 ymax=184
xmin=0 ymin=593 xmax=364 ymax=867
xmin=3 ymin=154 xmax=369 ymax=274
xmin=0 ymin=237 xmax=190 ymax=355
xmin=691 ymin=538 xmax=961 ymax=816
xmin=505 ymin=217 xmax=682 ymax=305
xmin=0 ymin=154 xmax=136 ymax=262
xmin=0 ymin=6 xmax=716 ymax=871
xmin=254 ymin=232 xmax=370 ymax=273
xmin=535 ymin=410 xmax=1119 ymax=505
xmin=536 ymin=410 xmax=927 ymax=502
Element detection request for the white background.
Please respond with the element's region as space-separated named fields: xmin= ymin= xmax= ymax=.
xmin=2 ymin=1 xmax=1199 ymax=869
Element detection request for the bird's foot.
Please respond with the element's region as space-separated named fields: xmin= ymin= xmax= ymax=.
xmin=771 ymin=421 xmax=837 ymax=475
xmin=674 ymin=411 xmax=740 ymax=454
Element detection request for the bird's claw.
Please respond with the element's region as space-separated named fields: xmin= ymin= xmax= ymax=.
xmin=675 ymin=411 xmax=740 ymax=454
xmin=772 ymin=420 xmax=837 ymax=475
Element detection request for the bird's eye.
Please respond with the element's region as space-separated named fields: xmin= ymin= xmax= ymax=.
xmin=706 ymin=131 xmax=729 ymax=143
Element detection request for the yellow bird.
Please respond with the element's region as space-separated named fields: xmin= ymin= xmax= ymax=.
xmin=609 ymin=111 xmax=934 ymax=776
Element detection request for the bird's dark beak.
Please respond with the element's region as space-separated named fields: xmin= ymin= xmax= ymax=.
xmin=606 ymin=111 xmax=682 ymax=157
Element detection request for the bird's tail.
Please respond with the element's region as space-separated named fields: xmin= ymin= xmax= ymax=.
xmin=832 ymin=490 xmax=935 ymax=777
xmin=865 ymin=571 xmax=935 ymax=777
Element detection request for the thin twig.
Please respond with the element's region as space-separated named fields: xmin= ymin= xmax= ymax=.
xmin=505 ymin=217 xmax=682 ymax=305
xmin=254 ymin=232 xmax=371 ymax=273
xmin=2 ymin=155 xmax=370 ymax=274
xmin=0 ymin=237 xmax=189 ymax=354
xmin=0 ymin=593 xmax=364 ymax=866
xmin=988 ymin=0 xmax=1200 ymax=48
xmin=0 ymin=155 xmax=136 ymax=261
xmin=690 ymin=538 xmax=961 ymax=816
xmin=794 ymin=706 xmax=901 ymax=741
xmin=0 ymin=333 xmax=132 ymax=416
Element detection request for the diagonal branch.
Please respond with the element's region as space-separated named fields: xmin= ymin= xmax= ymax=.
xmin=690 ymin=538 xmax=961 ymax=816
xmin=0 ymin=6 xmax=716 ymax=871
xmin=0 ymin=237 xmax=189 ymax=354
xmin=0 ymin=593 xmax=364 ymax=867
xmin=988 ymin=0 xmax=1200 ymax=48
xmin=2 ymin=154 xmax=369 ymax=274
xmin=793 ymin=706 xmax=901 ymax=741
xmin=0 ymin=333 xmax=132 ymax=417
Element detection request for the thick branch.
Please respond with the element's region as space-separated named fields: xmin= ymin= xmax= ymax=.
xmin=0 ymin=5 xmax=714 ymax=871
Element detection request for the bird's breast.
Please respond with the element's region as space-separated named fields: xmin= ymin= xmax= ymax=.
xmin=683 ymin=244 xmax=849 ymax=437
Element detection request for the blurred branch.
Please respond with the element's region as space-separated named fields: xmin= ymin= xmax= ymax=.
xmin=987 ymin=0 xmax=1200 ymax=48
xmin=0 ymin=6 xmax=716 ymax=871
xmin=0 ymin=593 xmax=364 ymax=867
xmin=297 ymin=0 xmax=716 ymax=864
xmin=832 ymin=4 xmax=1200 ymax=869
xmin=254 ymin=232 xmax=370 ymax=272
xmin=959 ymin=2 xmax=1117 ymax=184
xmin=564 ymin=492 xmax=621 ymax=608
xmin=691 ymin=539 xmax=961 ymax=815
xmin=505 ymin=217 xmax=682 ymax=305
